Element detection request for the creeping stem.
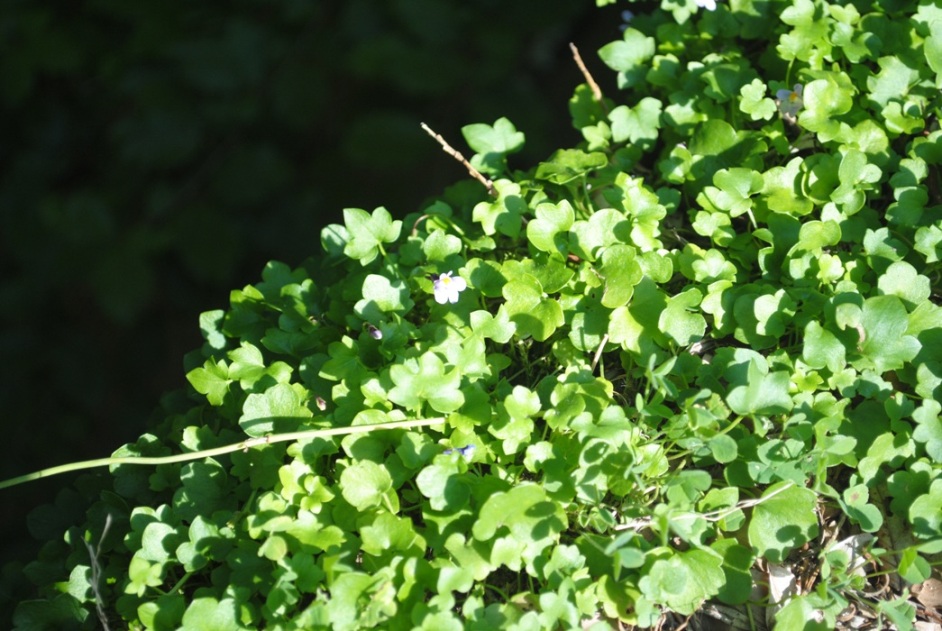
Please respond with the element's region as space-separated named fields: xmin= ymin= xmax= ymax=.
xmin=0 ymin=417 xmax=446 ymax=490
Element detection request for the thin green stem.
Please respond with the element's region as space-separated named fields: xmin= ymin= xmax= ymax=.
xmin=0 ymin=417 xmax=446 ymax=491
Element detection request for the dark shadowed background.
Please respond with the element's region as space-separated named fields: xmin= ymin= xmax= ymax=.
xmin=0 ymin=0 xmax=619 ymax=614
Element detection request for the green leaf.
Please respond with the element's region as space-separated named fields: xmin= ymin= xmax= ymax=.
xmin=342 ymin=207 xmax=402 ymax=265
xmin=739 ymin=79 xmax=776 ymax=120
xmin=658 ymin=288 xmax=705 ymax=346
xmin=605 ymin=174 xmax=667 ymax=250
xmin=502 ymin=275 xmax=564 ymax=342
xmin=513 ymin=256 xmax=574 ymax=293
xmin=875 ymin=597 xmax=917 ymax=630
xmin=638 ymin=548 xmax=725 ymax=616
xmin=841 ymin=485 xmax=884 ymax=532
xmin=679 ymin=243 xmax=736 ymax=283
xmin=856 ymin=295 xmax=921 ymax=373
xmin=702 ymin=168 xmax=763 ymax=217
xmin=461 ymin=117 xmax=525 ymax=155
xmin=867 ymin=56 xmax=919 ymax=107
xmin=599 ymin=28 xmax=655 ymax=87
xmin=526 ymin=200 xmax=575 ymax=257
xmin=445 ymin=533 xmax=494 ymax=582
xmin=877 ymin=261 xmax=931 ymax=308
xmin=789 ymin=220 xmax=842 ymax=255
xmin=176 ymin=459 xmax=229 ymax=522
xmin=898 ymin=546 xmax=932 ymax=583
xmin=388 ymin=351 xmax=465 ymax=413
xmin=774 ymin=594 xmax=832 ymax=631
xmin=688 ymin=119 xmax=766 ymax=185
xmin=831 ymin=149 xmax=882 ymax=213
xmin=882 ymin=100 xmax=924 ymax=135
xmin=569 ymin=83 xmax=607 ymax=129
xmin=325 ymin=571 xmax=397 ymax=629
xmin=712 ymin=539 xmax=754 ymax=605
xmin=360 ymin=512 xmax=424 ymax=556
xmin=423 ymin=229 xmax=463 ymax=262
xmin=912 ymin=400 xmax=942 ymax=461
xmin=339 ymin=460 xmax=395 ymax=512
xmin=239 ymin=383 xmax=313 ymax=437
xmin=726 ymin=357 xmax=793 ymax=416
xmin=138 ymin=521 xmax=181 ymax=563
xmin=472 ymin=180 xmax=526 ymax=237
xmin=138 ymin=594 xmax=186 ymax=630
xmin=321 ymin=222 xmax=349 ymax=257
xmin=569 ymin=208 xmax=628 ymax=261
xmin=471 ymin=484 xmax=567 ymax=562
xmin=910 ymin=479 xmax=942 ymax=539
xmin=914 ymin=224 xmax=942 ymax=263
xmin=534 ymin=149 xmax=608 ymax=185
xmin=470 ymin=307 xmax=516 ymax=343
xmin=798 ymin=76 xmax=853 ymax=138
xmin=748 ymin=483 xmax=819 ymax=562
xmin=925 ymin=18 xmax=942 ymax=74
xmin=858 ymin=428 xmax=915 ymax=485
xmin=489 ymin=386 xmax=541 ymax=455
xmin=416 ymin=460 xmax=469 ymax=511
xmin=186 ymin=359 xmax=230 ymax=406
xmin=198 ymin=309 xmax=227 ymax=351
xmin=802 ymin=321 xmax=846 ymax=373
xmin=600 ymin=244 xmax=642 ymax=308
xmin=181 ymin=597 xmax=247 ymax=631
xmin=863 ymin=227 xmax=906 ymax=268
xmin=708 ymin=434 xmax=738 ymax=463
xmin=753 ymin=288 xmax=796 ymax=338
xmin=228 ymin=342 xmax=292 ymax=390
xmin=762 ymin=158 xmax=813 ymax=215
xmin=354 ymin=273 xmax=415 ymax=319
xmin=609 ymin=97 xmax=662 ymax=145
xmin=318 ymin=336 xmax=365 ymax=383
xmin=608 ymin=276 xmax=667 ymax=353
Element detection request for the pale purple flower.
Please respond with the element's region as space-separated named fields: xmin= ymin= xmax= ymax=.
xmin=776 ymin=83 xmax=804 ymax=119
xmin=444 ymin=444 xmax=475 ymax=458
xmin=695 ymin=0 xmax=717 ymax=10
xmin=432 ymin=271 xmax=467 ymax=304
xmin=620 ymin=10 xmax=635 ymax=30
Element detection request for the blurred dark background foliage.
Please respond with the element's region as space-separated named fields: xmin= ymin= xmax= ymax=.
xmin=0 ymin=0 xmax=616 ymax=606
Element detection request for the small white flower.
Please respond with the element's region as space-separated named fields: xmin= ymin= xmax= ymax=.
xmin=694 ymin=0 xmax=717 ymax=10
xmin=776 ymin=83 xmax=804 ymax=119
xmin=432 ymin=271 xmax=467 ymax=304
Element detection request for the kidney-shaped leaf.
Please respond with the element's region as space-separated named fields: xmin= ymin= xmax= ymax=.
xmin=748 ymin=482 xmax=818 ymax=562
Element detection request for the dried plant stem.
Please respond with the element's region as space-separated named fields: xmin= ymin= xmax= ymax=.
xmin=591 ymin=333 xmax=610 ymax=378
xmin=569 ymin=42 xmax=606 ymax=111
xmin=420 ymin=122 xmax=495 ymax=195
xmin=614 ymin=482 xmax=798 ymax=532
xmin=0 ymin=417 xmax=446 ymax=490
xmin=85 ymin=513 xmax=113 ymax=631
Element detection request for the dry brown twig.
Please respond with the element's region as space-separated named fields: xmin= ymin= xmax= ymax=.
xmin=420 ymin=122 xmax=495 ymax=195
xmin=570 ymin=42 xmax=607 ymax=113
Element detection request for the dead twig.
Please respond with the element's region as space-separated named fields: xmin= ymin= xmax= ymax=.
xmin=591 ymin=333 xmax=610 ymax=378
xmin=85 ymin=513 xmax=114 ymax=631
xmin=420 ymin=122 xmax=495 ymax=195
xmin=570 ymin=42 xmax=607 ymax=112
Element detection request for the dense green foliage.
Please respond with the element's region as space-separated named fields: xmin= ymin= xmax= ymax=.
xmin=0 ymin=0 xmax=592 ymax=581
xmin=7 ymin=0 xmax=942 ymax=628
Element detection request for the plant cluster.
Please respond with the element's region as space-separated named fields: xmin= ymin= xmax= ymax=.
xmin=0 ymin=0 xmax=587 ymax=520
xmin=7 ymin=0 xmax=942 ymax=629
